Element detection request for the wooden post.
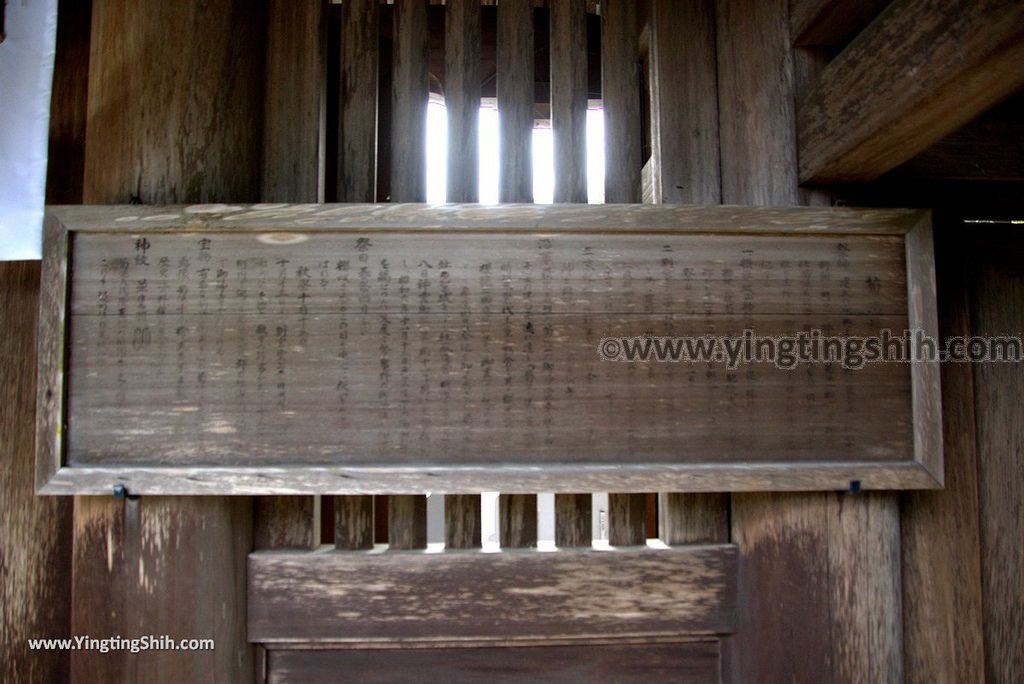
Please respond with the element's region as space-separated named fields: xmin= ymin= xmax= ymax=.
xmin=338 ymin=0 xmax=378 ymax=203
xmin=497 ymin=0 xmax=534 ymax=203
xmin=445 ymin=0 xmax=481 ymax=202
xmin=555 ymin=494 xmax=591 ymax=547
xmin=549 ymin=0 xmax=588 ymax=204
xmin=601 ymin=0 xmax=642 ymax=203
xmin=390 ymin=0 xmax=429 ymax=202
xmin=717 ymin=1 xmax=903 ymax=681
xmin=73 ymin=0 xmax=266 ymax=679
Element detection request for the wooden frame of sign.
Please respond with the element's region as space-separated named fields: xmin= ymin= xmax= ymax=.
xmin=36 ymin=203 xmax=941 ymax=495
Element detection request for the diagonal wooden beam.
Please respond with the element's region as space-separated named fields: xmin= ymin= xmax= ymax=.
xmin=789 ymin=0 xmax=893 ymax=48
xmin=798 ymin=0 xmax=1024 ymax=184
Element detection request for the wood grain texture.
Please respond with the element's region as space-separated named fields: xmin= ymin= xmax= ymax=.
xmin=648 ymin=0 xmax=720 ymax=205
xmin=264 ymin=0 xmax=326 ymax=203
xmin=497 ymin=0 xmax=534 ymax=203
xmin=248 ymin=545 xmax=738 ymax=643
xmin=335 ymin=495 xmax=374 ymax=550
xmin=0 ymin=262 xmax=72 ymax=683
xmin=45 ymin=0 xmax=92 ymax=205
xmin=445 ymin=0 xmax=481 ymax=202
xmin=445 ymin=494 xmax=481 ymax=548
xmin=71 ymin=496 xmax=252 ymax=681
xmin=609 ymin=493 xmax=646 ymax=546
xmin=899 ymin=226 xmax=985 ymax=683
xmin=254 ymin=496 xmax=319 ymax=550
xmin=716 ymin=0 xmax=800 ymax=207
xmin=969 ymin=231 xmax=1024 ymax=683
xmin=338 ymin=0 xmax=379 ymax=203
xmin=797 ymin=0 xmax=1024 ymax=183
xmin=550 ymin=0 xmax=588 ymax=204
xmin=659 ymin=493 xmax=730 ymax=545
xmin=82 ymin=0 xmax=264 ymax=205
xmin=719 ymin=2 xmax=905 ymax=681
xmin=389 ymin=495 xmax=427 ymax=549
xmin=266 ymin=641 xmax=722 ymax=683
xmin=601 ymin=0 xmax=642 ymax=203
xmin=499 ymin=493 xmax=537 ymax=548
xmin=555 ymin=493 xmax=591 ymax=547
xmin=390 ymin=0 xmax=429 ymax=202
xmin=789 ymin=0 xmax=893 ymax=47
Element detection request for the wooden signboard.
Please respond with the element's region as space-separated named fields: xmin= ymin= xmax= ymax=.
xmin=36 ymin=204 xmax=941 ymax=494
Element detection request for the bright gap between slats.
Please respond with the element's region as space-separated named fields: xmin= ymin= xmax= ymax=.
xmin=426 ymin=100 xmax=605 ymax=204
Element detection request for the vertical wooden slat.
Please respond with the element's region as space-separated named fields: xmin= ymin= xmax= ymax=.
xmin=0 ymin=262 xmax=72 ymax=682
xmin=497 ymin=0 xmax=534 ymax=203
xmin=659 ymin=493 xmax=729 ymax=545
xmin=608 ymin=493 xmax=646 ymax=546
xmin=550 ymin=0 xmax=588 ymax=203
xmin=264 ymin=0 xmax=325 ymax=203
xmin=899 ymin=225 xmax=985 ymax=683
xmin=338 ymin=0 xmax=378 ymax=202
xmin=254 ymin=496 xmax=319 ymax=550
xmin=555 ymin=493 xmax=591 ymax=547
xmin=390 ymin=0 xmax=429 ymax=202
xmin=718 ymin=1 xmax=903 ymax=681
xmin=970 ymin=232 xmax=1024 ymax=683
xmin=75 ymin=1 xmax=264 ymax=679
xmin=45 ymin=0 xmax=92 ymax=205
xmin=601 ymin=0 xmax=642 ymax=203
xmin=259 ymin=0 xmax=327 ymax=554
xmin=499 ymin=494 xmax=537 ymax=548
xmin=445 ymin=495 xmax=482 ymax=548
xmin=388 ymin=495 xmax=428 ymax=550
xmin=445 ymin=0 xmax=481 ymax=202
xmin=335 ymin=495 xmax=374 ymax=550
xmin=647 ymin=0 xmax=720 ymax=204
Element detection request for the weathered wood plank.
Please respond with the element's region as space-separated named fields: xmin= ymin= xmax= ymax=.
xmin=499 ymin=494 xmax=537 ymax=548
xmin=44 ymin=202 xmax=928 ymax=235
xmin=550 ymin=0 xmax=588 ymax=203
xmin=390 ymin=0 xmax=429 ymax=202
xmin=45 ymin=0 xmax=92 ymax=205
xmin=970 ymin=231 xmax=1024 ymax=683
xmin=789 ymin=0 xmax=893 ymax=48
xmin=445 ymin=0 xmax=481 ymax=202
xmin=601 ymin=0 xmax=642 ymax=203
xmin=388 ymin=495 xmax=427 ymax=549
xmin=338 ymin=0 xmax=378 ymax=202
xmin=659 ymin=493 xmax=730 ymax=545
xmin=497 ymin=0 xmax=534 ymax=203
xmin=334 ymin=495 xmax=374 ymax=550
xmin=0 ymin=262 xmax=72 ymax=682
xmin=609 ymin=493 xmax=646 ymax=546
xmin=248 ymin=545 xmax=738 ymax=642
xmin=264 ymin=0 xmax=326 ymax=203
xmin=555 ymin=493 xmax=591 ymax=547
xmin=254 ymin=496 xmax=319 ymax=550
xmin=266 ymin=641 xmax=722 ymax=683
xmin=798 ymin=0 xmax=1024 ymax=183
xmin=899 ymin=226 xmax=985 ymax=683
xmin=445 ymin=494 xmax=481 ymax=548
xmin=648 ymin=0 xmax=720 ymax=205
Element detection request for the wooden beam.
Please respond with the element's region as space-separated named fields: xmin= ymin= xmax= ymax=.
xmin=550 ymin=0 xmax=588 ymax=203
xmin=338 ymin=0 xmax=378 ymax=202
xmin=790 ymin=0 xmax=893 ymax=48
xmin=499 ymin=494 xmax=537 ymax=548
xmin=248 ymin=545 xmax=738 ymax=642
xmin=388 ymin=495 xmax=427 ymax=549
xmin=608 ymin=493 xmax=646 ymax=546
xmin=254 ymin=496 xmax=319 ymax=550
xmin=497 ymin=0 xmax=534 ymax=202
xmin=445 ymin=0 xmax=481 ymax=202
xmin=390 ymin=0 xmax=429 ymax=202
xmin=444 ymin=494 xmax=481 ymax=548
xmin=334 ymin=495 xmax=374 ymax=550
xmin=555 ymin=493 xmax=591 ymax=547
xmin=601 ymin=0 xmax=642 ymax=203
xmin=798 ymin=0 xmax=1024 ymax=184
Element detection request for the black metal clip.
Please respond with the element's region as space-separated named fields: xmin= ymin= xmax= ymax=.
xmin=112 ymin=484 xmax=140 ymax=501
xmin=846 ymin=480 xmax=862 ymax=495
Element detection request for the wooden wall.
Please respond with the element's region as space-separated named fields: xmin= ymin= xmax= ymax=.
xmin=1 ymin=0 xmax=1021 ymax=681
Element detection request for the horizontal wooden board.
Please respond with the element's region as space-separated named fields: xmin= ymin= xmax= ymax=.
xmin=38 ymin=204 xmax=941 ymax=494
xmin=266 ymin=641 xmax=722 ymax=684
xmin=248 ymin=545 xmax=737 ymax=643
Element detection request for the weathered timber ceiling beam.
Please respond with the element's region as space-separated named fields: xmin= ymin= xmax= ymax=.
xmin=789 ymin=0 xmax=893 ymax=48
xmin=797 ymin=0 xmax=1024 ymax=185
